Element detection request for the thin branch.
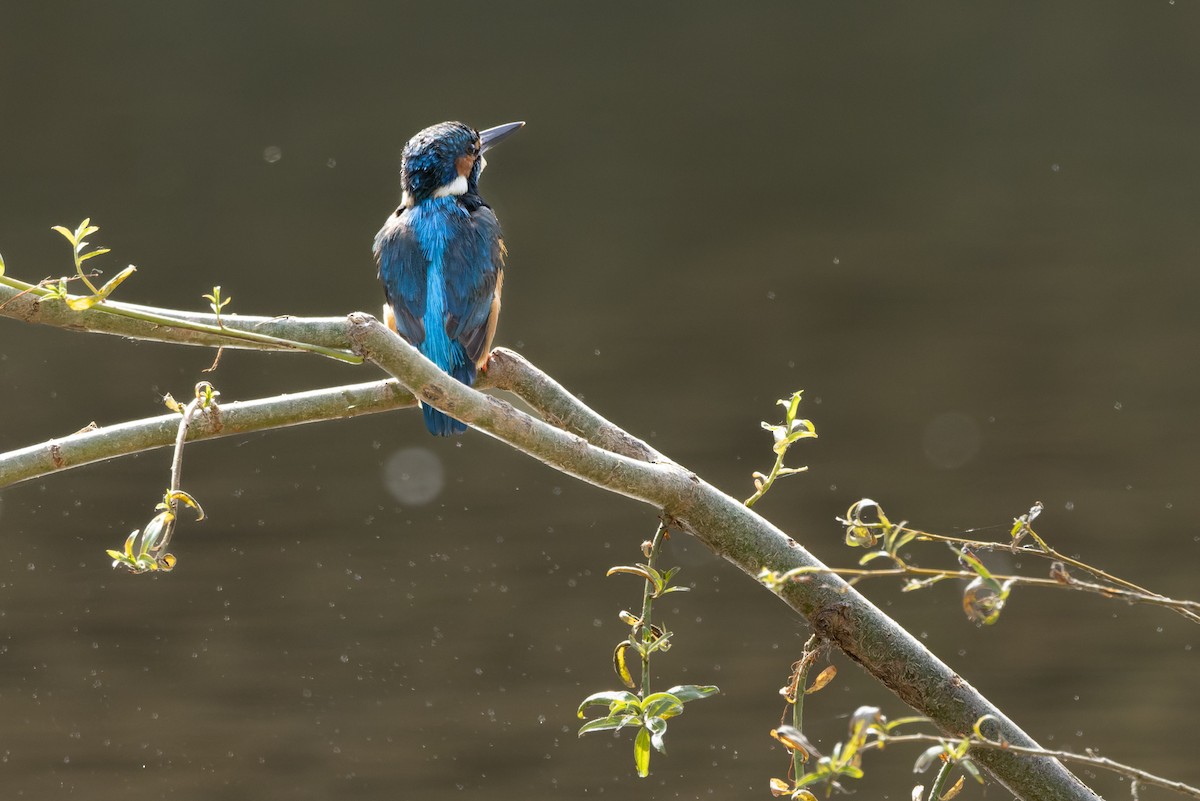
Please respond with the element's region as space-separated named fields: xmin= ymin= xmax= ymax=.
xmin=0 ymin=349 xmax=663 ymax=490
xmin=766 ymin=564 xmax=1200 ymax=621
xmin=0 ymin=379 xmax=416 ymax=488
xmin=878 ymin=733 xmax=1200 ymax=799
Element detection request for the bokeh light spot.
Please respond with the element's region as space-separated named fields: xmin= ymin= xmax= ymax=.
xmin=383 ymin=447 xmax=444 ymax=505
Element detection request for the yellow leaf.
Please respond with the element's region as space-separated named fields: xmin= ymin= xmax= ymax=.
xmin=96 ymin=264 xmax=137 ymax=295
xmin=64 ymin=294 xmax=105 ymax=311
xmin=805 ymin=665 xmax=837 ymax=695
xmin=168 ymin=490 xmax=206 ymax=521
xmin=51 ymin=225 xmax=76 ymax=245
xmin=770 ymin=725 xmax=820 ymax=761
xmin=62 ymin=265 xmax=137 ymax=310
xmin=78 ymin=247 xmax=111 ymax=262
xmin=613 ymin=642 xmax=636 ymax=689
xmin=606 ymin=565 xmax=655 ymax=582
xmin=939 ymin=775 xmax=965 ymax=800
xmin=123 ymin=530 xmax=139 ymax=560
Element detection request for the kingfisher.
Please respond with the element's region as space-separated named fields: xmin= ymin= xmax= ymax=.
xmin=373 ymin=120 xmax=524 ymax=436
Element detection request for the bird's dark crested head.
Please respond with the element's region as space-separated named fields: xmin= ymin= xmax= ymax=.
xmin=399 ymin=120 xmax=524 ymax=206
xmin=401 ymin=122 xmax=479 ymax=204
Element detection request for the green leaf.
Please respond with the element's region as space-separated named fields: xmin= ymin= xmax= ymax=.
xmin=606 ymin=565 xmax=655 ymax=583
xmin=578 ymin=714 xmax=639 ymax=736
xmin=0 ymin=251 xmax=5 ymax=275
xmin=51 ymin=225 xmax=77 ymax=246
xmin=63 ymin=265 xmax=137 ymax=310
xmin=577 ymin=690 xmax=639 ymax=718
xmin=957 ymin=548 xmax=1000 ymax=588
xmin=167 ymin=490 xmax=206 ymax=521
xmin=122 ymin=530 xmax=139 ymax=560
xmin=858 ymin=550 xmax=893 ymax=566
xmin=137 ymin=511 xmax=173 ymax=555
xmin=913 ymin=744 xmax=946 ymax=773
xmin=645 ymin=715 xmax=668 ymax=753
xmin=608 ymin=563 xmax=665 ymax=595
xmin=641 ymin=692 xmax=683 ymax=720
xmin=77 ymin=247 xmax=111 ymax=262
xmin=633 ymin=726 xmax=651 ymax=777
xmin=961 ymin=577 xmax=1013 ymax=625
xmin=959 ymin=758 xmax=984 ymax=783
xmin=664 ymin=684 xmax=720 ymax=703
xmin=893 ymin=530 xmax=920 ymax=552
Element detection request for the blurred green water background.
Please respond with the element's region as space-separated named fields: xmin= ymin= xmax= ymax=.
xmin=1 ymin=3 xmax=1197 ymax=798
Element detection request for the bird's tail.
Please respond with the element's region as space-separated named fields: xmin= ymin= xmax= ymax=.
xmin=422 ymin=361 xmax=476 ymax=437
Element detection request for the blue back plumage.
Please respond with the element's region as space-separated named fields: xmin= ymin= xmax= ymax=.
xmin=373 ymin=120 xmax=517 ymax=437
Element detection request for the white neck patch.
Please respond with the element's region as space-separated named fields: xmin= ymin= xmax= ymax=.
xmin=432 ymin=175 xmax=469 ymax=198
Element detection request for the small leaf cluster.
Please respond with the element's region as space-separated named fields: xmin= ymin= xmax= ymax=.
xmin=107 ymin=490 xmax=204 ymax=573
xmin=202 ymin=285 xmax=232 ymax=327
xmin=607 ymin=561 xmax=689 ymax=688
xmin=771 ymin=706 xmax=962 ymax=799
xmin=608 ymin=562 xmax=690 ymax=598
xmin=840 ymin=499 xmax=1014 ymax=624
xmin=577 ymin=685 xmax=719 ymax=778
xmin=107 ymin=383 xmax=219 ymax=574
xmin=578 ymin=523 xmax=719 ymax=778
xmin=46 ymin=219 xmax=137 ymax=309
xmin=841 ymin=498 xmax=919 ymax=567
xmin=745 ymin=391 xmax=816 ymax=507
xmin=956 ymin=549 xmax=1015 ymax=625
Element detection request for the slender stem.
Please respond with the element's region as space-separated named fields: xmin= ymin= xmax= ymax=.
xmin=789 ymin=635 xmax=821 ymax=781
xmin=875 ymin=733 xmax=1200 ymax=800
xmin=156 ymin=385 xmax=209 ymax=555
xmin=912 ymin=529 xmax=1158 ymax=598
xmin=766 ymin=564 xmax=1200 ymax=623
xmin=639 ymin=521 xmax=668 ymax=697
xmin=72 ymin=252 xmax=101 ymax=296
xmin=744 ymin=447 xmax=789 ymax=507
xmin=928 ymin=757 xmax=956 ymax=800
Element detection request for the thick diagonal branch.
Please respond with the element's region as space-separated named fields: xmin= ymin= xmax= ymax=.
xmin=347 ymin=313 xmax=1098 ymax=801
xmin=0 ymin=291 xmax=1100 ymax=799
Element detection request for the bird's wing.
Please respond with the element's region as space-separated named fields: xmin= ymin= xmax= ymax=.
xmin=445 ymin=205 xmax=506 ymax=369
xmin=373 ymin=210 xmax=427 ymax=347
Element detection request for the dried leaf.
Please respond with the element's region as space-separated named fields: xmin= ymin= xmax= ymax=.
xmin=805 ymin=665 xmax=837 ymax=695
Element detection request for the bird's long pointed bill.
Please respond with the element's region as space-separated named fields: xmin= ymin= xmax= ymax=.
xmin=479 ymin=121 xmax=524 ymax=153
